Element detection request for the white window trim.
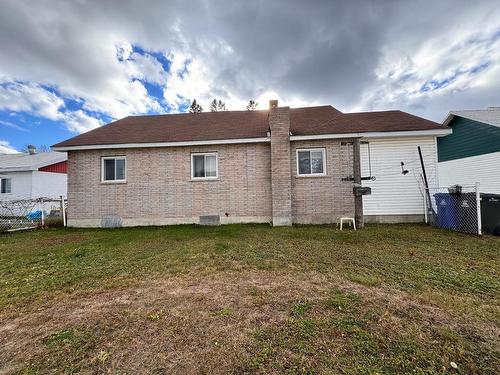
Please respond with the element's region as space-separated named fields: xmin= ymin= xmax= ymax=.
xmin=191 ymin=152 xmax=219 ymax=180
xmin=296 ymin=148 xmax=327 ymax=177
xmin=0 ymin=177 xmax=12 ymax=194
xmin=101 ymin=156 xmax=127 ymax=183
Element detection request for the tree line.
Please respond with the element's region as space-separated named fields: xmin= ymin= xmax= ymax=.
xmin=189 ymin=99 xmax=258 ymax=113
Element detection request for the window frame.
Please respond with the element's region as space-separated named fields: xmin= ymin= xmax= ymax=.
xmin=0 ymin=178 xmax=12 ymax=194
xmin=296 ymin=148 xmax=327 ymax=177
xmin=191 ymin=152 xmax=219 ymax=180
xmin=101 ymin=156 xmax=127 ymax=183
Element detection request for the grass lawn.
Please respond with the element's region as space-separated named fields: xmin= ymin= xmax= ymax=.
xmin=0 ymin=224 xmax=499 ymax=374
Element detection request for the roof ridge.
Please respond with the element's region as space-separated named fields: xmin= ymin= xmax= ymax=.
xmin=447 ymin=108 xmax=500 ymax=128
xmin=125 ymin=104 xmax=339 ymax=118
xmin=345 ymin=109 xmax=402 ymax=115
xmin=127 ymin=109 xmax=269 ymax=118
xmin=452 ymin=108 xmax=500 ymax=113
xmin=290 ymin=105 xmax=338 ymax=110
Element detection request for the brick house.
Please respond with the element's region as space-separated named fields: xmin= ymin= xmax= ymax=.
xmin=52 ymin=101 xmax=451 ymax=227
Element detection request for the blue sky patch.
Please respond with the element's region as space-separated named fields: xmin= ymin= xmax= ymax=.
xmin=418 ymin=61 xmax=491 ymax=94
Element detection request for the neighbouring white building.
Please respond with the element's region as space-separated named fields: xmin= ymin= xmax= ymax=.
xmin=0 ymin=148 xmax=67 ymax=202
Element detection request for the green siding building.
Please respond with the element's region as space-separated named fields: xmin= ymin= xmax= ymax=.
xmin=438 ymin=108 xmax=500 ymax=194
xmin=438 ymin=115 xmax=500 ymax=162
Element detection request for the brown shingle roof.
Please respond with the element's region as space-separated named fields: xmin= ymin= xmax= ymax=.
xmin=304 ymin=110 xmax=448 ymax=136
xmin=52 ymin=106 xmax=447 ymax=148
xmin=54 ymin=109 xmax=270 ymax=147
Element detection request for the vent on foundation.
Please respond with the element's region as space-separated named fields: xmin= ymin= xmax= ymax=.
xmin=101 ymin=215 xmax=123 ymax=228
xmin=199 ymin=215 xmax=220 ymax=226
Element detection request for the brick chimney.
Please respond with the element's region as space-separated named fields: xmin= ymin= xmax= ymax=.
xmin=269 ymin=100 xmax=292 ymax=226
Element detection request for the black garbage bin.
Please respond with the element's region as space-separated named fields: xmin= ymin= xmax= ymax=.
xmin=480 ymin=193 xmax=500 ymax=236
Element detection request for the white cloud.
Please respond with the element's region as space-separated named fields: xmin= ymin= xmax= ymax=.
xmin=79 ymin=78 xmax=162 ymax=119
xmin=0 ymin=79 xmax=105 ymax=133
xmin=125 ymin=52 xmax=167 ymax=85
xmin=0 ymin=81 xmax=64 ymax=120
xmin=163 ymin=55 xmax=212 ymax=111
xmin=62 ymin=110 xmax=103 ymax=133
xmin=0 ymin=140 xmax=18 ymax=154
xmin=167 ymin=50 xmax=189 ymax=75
xmin=116 ymin=41 xmax=133 ymax=61
xmin=356 ymin=27 xmax=500 ymax=120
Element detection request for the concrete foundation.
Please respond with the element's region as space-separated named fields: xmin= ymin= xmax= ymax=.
xmin=364 ymin=214 xmax=424 ymax=224
xmin=67 ymin=215 xmax=272 ymax=228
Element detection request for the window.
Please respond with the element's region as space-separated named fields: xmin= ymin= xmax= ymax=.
xmin=296 ymin=148 xmax=326 ymax=176
xmin=101 ymin=156 xmax=126 ymax=182
xmin=0 ymin=178 xmax=11 ymax=193
xmin=191 ymin=153 xmax=218 ymax=179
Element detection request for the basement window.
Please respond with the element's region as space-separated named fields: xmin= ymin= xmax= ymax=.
xmin=1 ymin=178 xmax=11 ymax=193
xmin=101 ymin=156 xmax=126 ymax=182
xmin=191 ymin=153 xmax=218 ymax=179
xmin=296 ymin=148 xmax=326 ymax=176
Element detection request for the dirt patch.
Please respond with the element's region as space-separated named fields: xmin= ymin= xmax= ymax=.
xmin=0 ymin=271 xmax=498 ymax=374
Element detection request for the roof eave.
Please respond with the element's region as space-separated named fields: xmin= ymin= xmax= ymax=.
xmin=290 ymin=128 xmax=452 ymax=141
xmin=0 ymin=167 xmax=35 ymax=173
xmin=52 ymin=128 xmax=453 ymax=152
xmin=442 ymin=112 xmax=457 ymax=127
xmin=51 ymin=136 xmax=271 ymax=152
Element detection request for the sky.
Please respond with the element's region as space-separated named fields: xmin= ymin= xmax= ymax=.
xmin=0 ymin=0 xmax=499 ymax=153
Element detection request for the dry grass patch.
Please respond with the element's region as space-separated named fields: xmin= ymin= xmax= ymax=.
xmin=0 ymin=271 xmax=498 ymax=374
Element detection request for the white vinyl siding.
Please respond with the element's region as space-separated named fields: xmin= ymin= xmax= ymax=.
xmin=191 ymin=153 xmax=218 ymax=179
xmin=361 ymin=137 xmax=438 ymax=216
xmin=438 ymin=151 xmax=500 ymax=194
xmin=0 ymin=170 xmax=66 ymax=205
xmin=0 ymin=172 xmax=31 ymax=200
xmin=31 ymin=171 xmax=67 ymax=198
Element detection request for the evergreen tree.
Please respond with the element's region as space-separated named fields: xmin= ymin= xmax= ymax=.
xmin=210 ymin=99 xmax=227 ymax=112
xmin=209 ymin=99 xmax=217 ymax=112
xmin=188 ymin=99 xmax=203 ymax=113
xmin=246 ymin=100 xmax=258 ymax=110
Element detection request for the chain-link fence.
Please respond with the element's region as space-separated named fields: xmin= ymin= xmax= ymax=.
xmin=424 ymin=184 xmax=481 ymax=235
xmin=0 ymin=197 xmax=67 ymax=233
